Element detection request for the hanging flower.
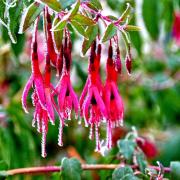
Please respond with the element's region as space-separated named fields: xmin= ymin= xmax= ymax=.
xmin=54 ymin=35 xmax=79 ymax=146
xmin=80 ymin=41 xmax=107 ymax=152
xmin=104 ymin=43 xmax=124 ymax=149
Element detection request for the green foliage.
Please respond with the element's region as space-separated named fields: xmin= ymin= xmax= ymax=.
xmin=61 ymin=158 xmax=82 ymax=180
xmin=170 ymin=161 xmax=180 ymax=180
xmin=102 ymin=23 xmax=117 ymax=42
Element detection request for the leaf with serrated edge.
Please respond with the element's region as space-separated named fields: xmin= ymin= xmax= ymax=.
xmin=61 ymin=158 xmax=82 ymax=180
xmin=19 ymin=2 xmax=44 ymax=33
xmin=102 ymin=23 xmax=117 ymax=42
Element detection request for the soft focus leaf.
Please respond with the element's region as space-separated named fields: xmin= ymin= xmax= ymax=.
xmin=0 ymin=0 xmax=6 ymax=24
xmin=59 ymin=0 xmax=76 ymax=9
xmin=19 ymin=2 xmax=44 ymax=33
xmin=170 ymin=161 xmax=180 ymax=179
xmin=82 ymin=24 xmax=98 ymax=55
xmin=38 ymin=0 xmax=61 ymax=12
xmin=102 ymin=23 xmax=117 ymax=42
xmin=120 ymin=3 xmax=132 ymax=21
xmin=125 ymin=25 xmax=141 ymax=31
xmin=72 ymin=14 xmax=96 ymax=26
xmin=87 ymin=0 xmax=102 ymax=11
xmin=117 ymin=139 xmax=136 ymax=160
xmin=61 ymin=158 xmax=82 ymax=180
xmin=142 ymin=0 xmax=159 ymax=40
xmin=52 ymin=19 xmax=67 ymax=31
xmin=112 ymin=166 xmax=133 ymax=180
xmin=69 ymin=0 xmax=80 ymax=18
xmin=136 ymin=153 xmax=147 ymax=173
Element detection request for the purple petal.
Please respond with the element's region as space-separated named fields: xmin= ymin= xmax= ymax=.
xmin=21 ymin=75 xmax=33 ymax=113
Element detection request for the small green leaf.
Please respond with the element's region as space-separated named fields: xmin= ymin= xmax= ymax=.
xmin=61 ymin=158 xmax=82 ymax=180
xmin=82 ymin=24 xmax=98 ymax=55
xmin=112 ymin=166 xmax=133 ymax=180
xmin=142 ymin=0 xmax=159 ymax=40
xmin=69 ymin=0 xmax=80 ymax=18
xmin=73 ymin=14 xmax=96 ymax=26
xmin=71 ymin=20 xmax=88 ymax=38
xmin=102 ymin=23 xmax=117 ymax=42
xmin=38 ymin=0 xmax=61 ymax=12
xmin=170 ymin=161 xmax=180 ymax=180
xmin=0 ymin=0 xmax=6 ymax=24
xmin=117 ymin=139 xmax=136 ymax=160
xmin=19 ymin=2 xmax=44 ymax=33
xmin=52 ymin=19 xmax=67 ymax=31
xmin=120 ymin=3 xmax=132 ymax=22
xmin=136 ymin=153 xmax=147 ymax=174
xmin=121 ymin=30 xmax=131 ymax=55
xmin=52 ymin=17 xmax=63 ymax=52
xmin=125 ymin=25 xmax=141 ymax=31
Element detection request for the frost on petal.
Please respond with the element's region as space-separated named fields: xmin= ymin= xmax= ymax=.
xmin=45 ymin=88 xmax=55 ymax=124
xmin=34 ymin=76 xmax=46 ymax=110
xmin=21 ymin=75 xmax=33 ymax=113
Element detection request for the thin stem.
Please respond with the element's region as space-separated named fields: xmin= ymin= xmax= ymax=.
xmin=6 ymin=164 xmax=171 ymax=176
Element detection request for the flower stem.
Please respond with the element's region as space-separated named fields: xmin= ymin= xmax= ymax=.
xmin=6 ymin=164 xmax=171 ymax=176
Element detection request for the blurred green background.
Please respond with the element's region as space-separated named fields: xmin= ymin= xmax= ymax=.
xmin=0 ymin=0 xmax=180 ymax=179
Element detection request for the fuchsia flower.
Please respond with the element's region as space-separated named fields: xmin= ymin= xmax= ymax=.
xmin=22 ymin=19 xmax=55 ymax=157
xmin=172 ymin=11 xmax=180 ymax=47
xmin=80 ymin=41 xmax=107 ymax=151
xmin=54 ymin=36 xmax=79 ymax=146
xmin=104 ymin=44 xmax=124 ymax=149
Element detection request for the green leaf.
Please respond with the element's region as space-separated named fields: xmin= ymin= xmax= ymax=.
xmin=142 ymin=0 xmax=159 ymax=40
xmin=7 ymin=0 xmax=23 ymax=43
xmin=11 ymin=34 xmax=25 ymax=57
xmin=71 ymin=20 xmax=88 ymax=38
xmin=72 ymin=14 xmax=96 ymax=26
xmin=52 ymin=17 xmax=63 ymax=52
xmin=52 ymin=18 xmax=67 ymax=31
xmin=121 ymin=30 xmax=131 ymax=55
xmin=117 ymin=139 xmax=136 ymax=160
xmin=0 ymin=161 xmax=8 ymax=171
xmin=69 ymin=0 xmax=80 ymax=18
xmin=38 ymin=0 xmax=61 ymax=12
xmin=61 ymin=158 xmax=82 ymax=180
xmin=136 ymin=153 xmax=147 ymax=174
xmin=87 ymin=0 xmax=102 ymax=11
xmin=82 ymin=24 xmax=98 ymax=55
xmin=102 ymin=23 xmax=117 ymax=42
xmin=119 ymin=3 xmax=132 ymax=21
xmin=170 ymin=161 xmax=180 ymax=180
xmin=112 ymin=166 xmax=133 ymax=180
xmin=125 ymin=25 xmax=141 ymax=31
xmin=19 ymin=2 xmax=44 ymax=33
xmin=0 ymin=0 xmax=6 ymax=25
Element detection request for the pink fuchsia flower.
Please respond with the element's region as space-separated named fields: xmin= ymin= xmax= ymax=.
xmin=54 ymin=36 xmax=79 ymax=146
xmin=80 ymin=41 xmax=107 ymax=152
xmin=172 ymin=11 xmax=180 ymax=47
xmin=104 ymin=44 xmax=124 ymax=149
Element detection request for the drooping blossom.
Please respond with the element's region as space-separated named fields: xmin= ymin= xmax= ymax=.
xmin=80 ymin=41 xmax=107 ymax=152
xmin=22 ymin=18 xmax=56 ymax=157
xmin=54 ymin=35 xmax=79 ymax=146
xmin=172 ymin=11 xmax=180 ymax=47
xmin=103 ymin=43 xmax=124 ymax=149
